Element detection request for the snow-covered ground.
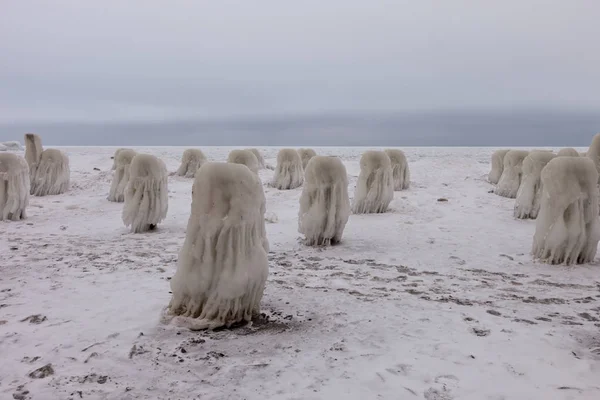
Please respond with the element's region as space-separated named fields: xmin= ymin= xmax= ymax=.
xmin=1 ymin=146 xmax=599 ymax=400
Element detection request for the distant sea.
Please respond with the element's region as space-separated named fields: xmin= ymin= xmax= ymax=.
xmin=1 ymin=111 xmax=599 ymax=146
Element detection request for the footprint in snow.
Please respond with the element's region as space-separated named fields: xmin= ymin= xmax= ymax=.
xmin=424 ymin=387 xmax=454 ymax=400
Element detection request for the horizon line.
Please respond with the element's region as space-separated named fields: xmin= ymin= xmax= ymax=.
xmin=1 ymin=107 xmax=599 ymax=126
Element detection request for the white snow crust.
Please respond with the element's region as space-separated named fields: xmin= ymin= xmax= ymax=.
xmin=1 ymin=146 xmax=599 ymax=400
xmin=0 ymin=141 xmax=24 ymax=151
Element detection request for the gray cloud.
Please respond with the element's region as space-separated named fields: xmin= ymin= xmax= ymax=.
xmin=1 ymin=0 xmax=599 ymax=123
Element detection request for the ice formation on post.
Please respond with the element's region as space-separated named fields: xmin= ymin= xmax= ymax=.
xmin=227 ymin=149 xmax=260 ymax=175
xmin=24 ymin=133 xmax=70 ymax=196
xmin=111 ymin=148 xmax=128 ymax=170
xmin=167 ymin=162 xmax=269 ymax=330
xmin=108 ymin=149 xmax=137 ymax=202
xmin=384 ymin=149 xmax=410 ymax=190
xmin=122 ymin=154 xmax=168 ymax=233
xmin=298 ymin=156 xmax=350 ymax=246
xmin=271 ymin=149 xmax=304 ymax=189
xmin=297 ymin=148 xmax=317 ymax=170
xmin=557 ymin=148 xmax=580 ymax=157
xmin=494 ymin=150 xmax=529 ymax=198
xmin=24 ymin=133 xmax=43 ymax=177
xmin=488 ymin=149 xmax=510 ymax=184
xmin=176 ymin=149 xmax=207 ymax=178
xmin=0 ymin=153 xmax=30 ymax=221
xmin=245 ymin=148 xmax=265 ymax=169
xmin=514 ymin=151 xmax=556 ymax=219
xmin=532 ymin=157 xmax=600 ymax=265
xmin=352 ymin=150 xmax=394 ymax=214
xmin=586 ymin=133 xmax=600 ymax=182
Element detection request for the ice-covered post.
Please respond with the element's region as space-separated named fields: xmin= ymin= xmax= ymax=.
xmin=0 ymin=153 xmax=30 ymax=221
xmin=352 ymin=150 xmax=394 ymax=214
xmin=384 ymin=149 xmax=410 ymax=190
xmin=24 ymin=133 xmax=70 ymax=196
xmin=167 ymin=162 xmax=269 ymax=330
xmin=532 ymin=157 xmax=600 ymax=265
xmin=271 ymin=149 xmax=304 ymax=190
xmin=298 ymin=156 xmax=350 ymax=245
xmin=122 ymin=154 xmax=168 ymax=233
xmin=228 ymin=149 xmax=260 ymax=175
xmin=108 ymin=149 xmax=136 ymax=202
xmin=176 ymin=149 xmax=207 ymax=178
xmin=514 ymin=151 xmax=555 ymax=219
xmin=494 ymin=150 xmax=528 ymax=198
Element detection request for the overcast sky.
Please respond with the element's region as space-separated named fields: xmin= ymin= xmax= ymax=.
xmin=1 ymin=1 xmax=599 ymax=123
